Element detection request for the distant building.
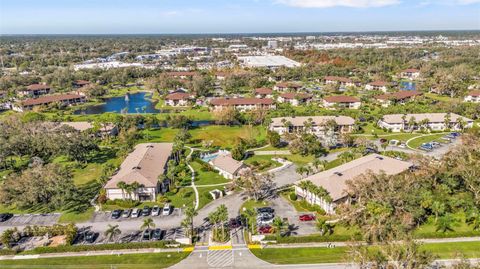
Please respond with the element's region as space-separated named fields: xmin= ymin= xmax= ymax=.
xmin=18 ymin=94 xmax=86 ymax=111
xmin=375 ymin=91 xmax=423 ymax=107
xmin=166 ymin=71 xmax=197 ymax=79
xmin=277 ymin=93 xmax=312 ymax=106
xmin=267 ymin=40 xmax=278 ymax=49
xmin=295 ymin=154 xmax=413 ymax=214
xmin=365 ymin=81 xmax=389 ymax=92
xmin=254 ymin=88 xmax=273 ymax=98
xmin=209 ymin=153 xmax=248 ymax=180
xmin=400 ymin=68 xmax=420 ymax=80
xmin=165 ymin=92 xmax=193 ymax=107
xmin=73 ymin=80 xmax=90 ymax=88
xmin=237 ymin=55 xmax=301 ymax=69
xmin=61 ymin=122 xmax=118 ymax=137
xmin=324 ymin=76 xmax=357 ymax=88
xmin=269 ymin=116 xmax=355 ymax=136
xmin=322 ymin=96 xmax=361 ymax=109
xmin=464 ymin=90 xmax=480 ymax=103
xmin=210 ymin=98 xmax=275 ymax=111
xmin=273 ymin=82 xmax=302 ymax=91
xmin=105 ymin=143 xmax=173 ymax=201
xmin=19 ymin=83 xmax=51 ymax=97
xmin=378 ymin=113 xmax=474 ymax=132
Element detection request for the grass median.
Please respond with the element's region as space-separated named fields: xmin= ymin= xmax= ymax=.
xmin=251 ymin=241 xmax=480 ymax=264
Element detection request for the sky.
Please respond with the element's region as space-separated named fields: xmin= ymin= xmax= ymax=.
xmin=0 ymin=0 xmax=479 ymax=34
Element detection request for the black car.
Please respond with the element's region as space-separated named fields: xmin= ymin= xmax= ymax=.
xmin=111 ymin=209 xmax=123 ymax=219
xmin=84 ymin=231 xmax=97 ymax=243
xmin=152 ymin=228 xmax=163 ymax=240
xmin=257 ymin=207 xmax=274 ymax=214
xmin=229 ymin=218 xmax=241 ymax=229
xmin=142 ymin=229 xmax=152 ymax=240
xmin=141 ymin=206 xmax=151 ymax=216
xmin=0 ymin=213 xmax=13 ymax=222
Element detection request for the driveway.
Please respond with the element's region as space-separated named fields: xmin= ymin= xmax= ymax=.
xmin=269 ymin=196 xmax=318 ymax=236
xmin=270 ymin=164 xmax=301 ymax=187
xmin=194 ymin=192 xmax=247 ymax=227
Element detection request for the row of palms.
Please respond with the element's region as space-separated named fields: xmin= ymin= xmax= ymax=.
xmin=208 ymin=205 xmax=229 ymax=242
xmin=296 ymin=159 xmax=328 ymax=178
xmin=298 ymin=180 xmax=333 ymax=204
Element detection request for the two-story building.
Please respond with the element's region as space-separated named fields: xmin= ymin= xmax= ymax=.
xmin=105 ymin=143 xmax=173 ymax=201
xmin=273 ymin=82 xmax=302 ymax=92
xmin=378 ymin=113 xmax=474 ymax=132
xmin=375 ymin=91 xmax=422 ymax=107
xmin=254 ymin=88 xmax=273 ymax=98
xmin=165 ymin=92 xmax=193 ymax=106
xmin=210 ymin=98 xmax=275 ymax=111
xmin=365 ymin=81 xmax=389 ymax=92
xmin=324 ymin=76 xmax=356 ymax=88
xmin=400 ymin=68 xmax=420 ymax=80
xmin=269 ymin=116 xmax=356 ymax=136
xmin=18 ymin=94 xmax=86 ymax=111
xmin=18 ymin=83 xmax=51 ymax=97
xmin=464 ymin=90 xmax=480 ymax=103
xmin=322 ymin=96 xmax=361 ymax=109
xmin=277 ymin=93 xmax=313 ymax=106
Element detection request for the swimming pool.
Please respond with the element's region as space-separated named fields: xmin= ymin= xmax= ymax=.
xmin=201 ymin=154 xmax=219 ymax=163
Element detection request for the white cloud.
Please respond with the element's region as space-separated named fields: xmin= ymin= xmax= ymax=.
xmin=416 ymin=0 xmax=480 ymax=5
xmin=276 ymin=0 xmax=401 ymax=8
xmin=455 ymin=0 xmax=480 ymax=4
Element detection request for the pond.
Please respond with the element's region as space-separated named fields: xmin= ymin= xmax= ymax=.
xmin=74 ymin=92 xmax=160 ymax=114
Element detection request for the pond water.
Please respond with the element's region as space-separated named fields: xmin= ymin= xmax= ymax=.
xmin=74 ymin=92 xmax=160 ymax=114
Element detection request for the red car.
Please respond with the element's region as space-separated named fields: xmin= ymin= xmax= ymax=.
xmin=299 ymin=214 xmax=315 ymax=221
xmin=258 ymin=225 xmax=273 ymax=234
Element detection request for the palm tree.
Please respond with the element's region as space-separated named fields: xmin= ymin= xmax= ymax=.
xmin=466 ymin=209 xmax=480 ymax=231
xmin=183 ymin=207 xmax=198 ymax=243
xmin=456 ymin=117 xmax=466 ymax=131
xmin=431 ymin=201 xmax=445 ymax=223
xmin=130 ymin=182 xmax=141 ymax=200
xmin=312 ymin=159 xmax=328 ymax=173
xmin=116 ymin=181 xmax=127 ymax=199
xmin=217 ymin=205 xmax=229 ymax=241
xmin=104 ymin=224 xmax=121 ymax=242
xmin=271 ymin=217 xmax=288 ymax=238
xmin=141 ymin=217 xmax=156 ymax=231
xmin=298 ymin=180 xmax=310 ymax=199
xmin=435 ymin=214 xmax=456 ymax=233
xmin=316 ymin=219 xmax=334 ymax=236
xmin=243 ymin=208 xmax=257 ymax=237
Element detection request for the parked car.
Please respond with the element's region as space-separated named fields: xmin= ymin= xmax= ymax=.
xmin=258 ymin=225 xmax=273 ymax=234
xmin=431 ymin=142 xmax=441 ymax=148
xmin=389 ymin=139 xmax=399 ymax=146
xmin=84 ymin=231 xmax=97 ymax=243
xmin=122 ymin=209 xmax=132 ymax=218
xmin=152 ymin=228 xmax=163 ymax=240
xmin=162 ymin=204 xmax=171 ymax=216
xmin=257 ymin=207 xmax=274 ymax=214
xmin=257 ymin=214 xmax=274 ymax=225
xmin=379 ymin=138 xmax=388 ymax=144
xmin=131 ymin=208 xmax=141 ymax=218
xmin=257 ymin=212 xmax=274 ymax=220
xmin=142 ymin=229 xmax=152 ymax=241
xmin=398 ymin=142 xmax=406 ymax=148
xmin=420 ymin=143 xmax=433 ymax=151
xmin=0 ymin=213 xmax=13 ymax=222
xmin=141 ymin=206 xmax=151 ymax=217
xmin=299 ymin=214 xmax=315 ymax=222
xmin=111 ymin=209 xmax=123 ymax=219
xmin=152 ymin=206 xmax=160 ymax=216
xmin=229 ymin=218 xmax=241 ymax=229
xmin=450 ymin=132 xmax=460 ymax=137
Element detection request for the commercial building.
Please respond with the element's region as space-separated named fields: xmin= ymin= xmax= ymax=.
xmin=237 ymin=55 xmax=301 ymax=69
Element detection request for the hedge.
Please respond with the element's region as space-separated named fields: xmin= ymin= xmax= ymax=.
xmin=20 ymin=240 xmax=185 ymax=255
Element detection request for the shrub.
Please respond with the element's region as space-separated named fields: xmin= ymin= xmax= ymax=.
xmin=289 ymin=192 xmax=298 ymax=201
xmin=105 ymin=199 xmax=139 ymax=208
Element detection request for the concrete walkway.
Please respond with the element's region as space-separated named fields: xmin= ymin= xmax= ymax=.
xmin=186 ymin=147 xmax=200 ymax=210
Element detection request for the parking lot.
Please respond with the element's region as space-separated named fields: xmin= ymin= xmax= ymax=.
xmin=90 ymin=208 xmax=182 ymax=223
xmin=269 ymin=196 xmax=317 ymax=236
xmin=0 ymin=213 xmax=60 ymax=227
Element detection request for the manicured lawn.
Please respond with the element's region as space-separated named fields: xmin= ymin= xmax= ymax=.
xmin=244 ymin=155 xmax=282 ymax=172
xmin=425 ymin=93 xmax=461 ymax=103
xmin=414 ymin=212 xmax=480 ymax=238
xmin=190 ymin=161 xmax=230 ymax=185
xmin=164 ymin=187 xmax=196 ymax=209
xmin=59 ymin=207 xmax=95 ymax=223
xmin=196 ymin=186 xmax=224 ymax=209
xmin=143 ymin=125 xmax=266 ymax=149
xmin=0 ymin=252 xmax=190 ymax=268
xmin=240 ymin=199 xmax=270 ymax=214
xmin=277 ymin=154 xmax=315 ymax=166
xmin=251 ymin=241 xmax=480 ymax=264
xmin=358 ymin=122 xmax=389 ymax=135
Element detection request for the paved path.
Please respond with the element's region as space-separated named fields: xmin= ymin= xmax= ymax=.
xmin=194 ymin=192 xmax=246 ymax=227
xmin=254 ymin=150 xmax=291 ymax=155
xmin=186 ymin=147 xmax=200 ymax=210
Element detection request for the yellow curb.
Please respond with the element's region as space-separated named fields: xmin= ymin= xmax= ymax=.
xmin=183 ymin=247 xmax=194 ymax=252
xmin=208 ymin=245 xmax=233 ymax=250
xmin=248 ymin=244 xmax=262 ymax=249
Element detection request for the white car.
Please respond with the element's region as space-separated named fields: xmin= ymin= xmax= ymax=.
xmin=152 ymin=206 xmax=160 ymax=216
xmin=162 ymin=204 xmax=171 ymax=216
xmin=131 ymin=208 xmax=141 ymax=218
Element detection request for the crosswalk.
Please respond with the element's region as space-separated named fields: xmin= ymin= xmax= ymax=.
xmin=207 ymin=249 xmax=234 ymax=268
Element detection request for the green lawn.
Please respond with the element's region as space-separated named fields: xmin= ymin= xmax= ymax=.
xmin=143 ymin=125 xmax=266 ymax=149
xmin=251 ymin=241 xmax=480 ymax=264
xmin=190 ymin=161 xmax=230 ymax=185
xmin=0 ymin=252 xmax=190 ymax=269
xmin=276 ymin=154 xmax=315 ymax=166
xmin=425 ymin=93 xmax=461 ymax=103
xmin=59 ymin=207 xmax=95 ymax=223
xmin=244 ymin=155 xmax=282 ymax=172
xmin=414 ymin=212 xmax=480 ymax=238
xmin=240 ymin=199 xmax=270 ymax=214
xmin=407 ymin=133 xmax=448 ymax=149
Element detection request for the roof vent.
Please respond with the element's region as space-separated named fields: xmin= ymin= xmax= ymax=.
xmin=334 ymin=172 xmax=343 ymax=176
xmin=132 ymin=166 xmax=141 ymax=170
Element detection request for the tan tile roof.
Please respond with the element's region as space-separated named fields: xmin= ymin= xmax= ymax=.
xmin=255 ymin=88 xmax=273 ymax=95
xmin=297 ymin=154 xmax=412 ymax=202
xmin=26 ymin=84 xmax=50 ymax=91
xmin=467 ymin=90 xmax=480 ymax=97
xmin=381 ymin=113 xmax=473 ymax=124
xmin=105 ymin=143 xmax=173 ymax=189
xmin=270 ymin=116 xmax=355 ymax=127
xmin=211 ymin=154 xmax=245 ymax=175
xmin=323 ymin=96 xmax=360 ymax=103
xmin=324 ymin=76 xmax=352 ymax=83
xmin=280 ymin=93 xmax=312 ymax=100
xmin=368 ymin=81 xmax=389 ymax=87
xmin=210 ymin=98 xmax=274 ymax=106
xmin=376 ymin=91 xmax=422 ymax=101
xmin=165 ymin=92 xmax=192 ymax=100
